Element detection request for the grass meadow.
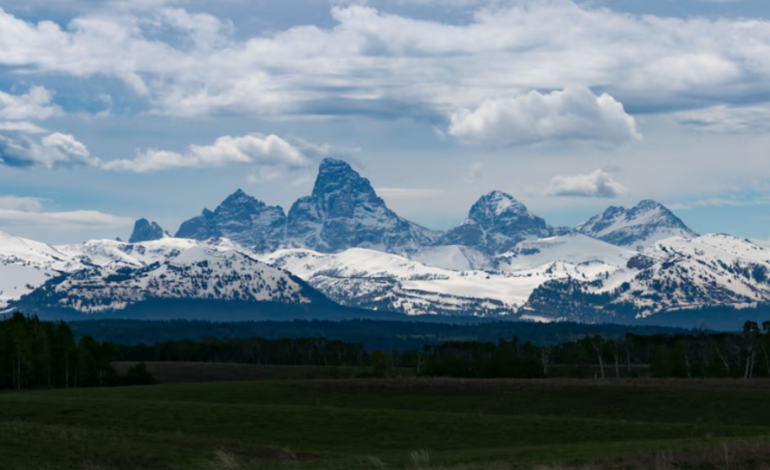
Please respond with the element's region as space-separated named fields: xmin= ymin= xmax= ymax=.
xmin=2 ymin=374 xmax=770 ymax=469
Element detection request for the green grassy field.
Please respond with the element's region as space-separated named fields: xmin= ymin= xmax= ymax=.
xmin=2 ymin=377 xmax=770 ymax=470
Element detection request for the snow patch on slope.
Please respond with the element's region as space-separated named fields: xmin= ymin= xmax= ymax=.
xmin=261 ymin=246 xmax=624 ymax=316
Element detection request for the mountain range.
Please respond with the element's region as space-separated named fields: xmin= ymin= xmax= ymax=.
xmin=157 ymin=158 xmax=685 ymax=256
xmin=1 ymin=158 xmax=767 ymax=329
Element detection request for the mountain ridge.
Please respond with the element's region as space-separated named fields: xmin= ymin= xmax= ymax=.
xmin=1 ymin=230 xmax=768 ymax=328
xmin=171 ymin=159 xmax=696 ymax=257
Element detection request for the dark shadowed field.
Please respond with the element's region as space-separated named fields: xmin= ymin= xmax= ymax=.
xmin=111 ymin=361 xmax=375 ymax=382
xmin=2 ymin=374 xmax=770 ymax=469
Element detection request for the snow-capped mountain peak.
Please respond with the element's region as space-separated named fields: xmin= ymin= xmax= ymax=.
xmin=474 ymin=190 xmax=531 ymax=218
xmin=436 ymin=191 xmax=558 ymax=255
xmin=577 ymin=199 xmax=697 ymax=249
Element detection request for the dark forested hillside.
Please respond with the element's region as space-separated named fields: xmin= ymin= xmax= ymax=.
xmin=69 ymin=318 xmax=688 ymax=351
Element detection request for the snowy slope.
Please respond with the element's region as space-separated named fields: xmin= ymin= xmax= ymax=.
xmin=577 ymin=200 xmax=697 ymax=249
xmin=57 ymin=238 xmax=202 ymax=270
xmin=25 ymin=245 xmax=314 ymax=314
xmin=525 ymin=234 xmax=770 ymax=322
xmin=5 ymin=237 xmax=322 ymax=316
xmin=4 ymin=220 xmax=768 ymax=325
xmin=495 ymin=233 xmax=636 ymax=271
xmin=410 ymin=245 xmax=491 ymax=271
xmin=0 ymin=231 xmax=72 ymax=308
xmin=260 ymin=247 xmax=623 ymax=316
xmin=614 ymin=234 xmax=770 ymax=313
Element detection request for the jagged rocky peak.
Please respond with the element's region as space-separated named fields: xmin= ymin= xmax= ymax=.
xmin=577 ymin=199 xmax=697 ymax=249
xmin=175 ymin=189 xmax=286 ymax=252
xmin=128 ymin=218 xmax=167 ymax=243
xmin=314 ymin=158 xmax=372 ymax=195
xmin=286 ymin=158 xmax=437 ymax=254
xmin=437 ymin=190 xmax=556 ymax=255
xmin=311 ymin=158 xmax=384 ymax=216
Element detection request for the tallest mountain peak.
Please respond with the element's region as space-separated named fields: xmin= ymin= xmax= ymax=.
xmin=286 ymin=158 xmax=436 ymax=253
xmin=319 ymin=157 xmax=352 ymax=170
xmin=312 ymin=158 xmax=370 ymax=199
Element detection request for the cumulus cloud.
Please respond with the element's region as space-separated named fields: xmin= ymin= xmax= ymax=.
xmin=0 ymin=86 xmax=62 ymax=121
xmin=0 ymin=132 xmax=98 ymax=168
xmin=102 ymin=133 xmax=311 ymax=173
xmin=448 ymin=87 xmax=640 ymax=147
xmin=0 ymin=87 xmax=94 ymax=170
xmin=546 ymin=169 xmax=628 ymax=198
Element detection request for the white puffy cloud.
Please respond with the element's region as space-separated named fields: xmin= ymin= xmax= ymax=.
xmin=448 ymin=87 xmax=640 ymax=147
xmin=0 ymin=132 xmax=98 ymax=168
xmin=0 ymin=86 xmax=61 ymax=121
xmin=546 ymin=169 xmax=628 ymax=198
xmin=0 ymin=87 xmax=91 ymax=169
xmin=102 ymin=133 xmax=310 ymax=173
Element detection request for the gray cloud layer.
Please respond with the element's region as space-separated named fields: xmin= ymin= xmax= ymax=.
xmin=1 ymin=1 xmax=769 ymax=148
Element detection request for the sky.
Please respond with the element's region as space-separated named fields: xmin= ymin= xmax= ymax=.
xmin=1 ymin=0 xmax=770 ymax=244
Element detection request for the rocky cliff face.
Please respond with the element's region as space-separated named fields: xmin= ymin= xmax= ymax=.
xmin=175 ymin=189 xmax=286 ymax=251
xmin=175 ymin=159 xmax=436 ymax=254
xmin=284 ymin=158 xmax=438 ymax=253
xmin=129 ymin=218 xmax=166 ymax=243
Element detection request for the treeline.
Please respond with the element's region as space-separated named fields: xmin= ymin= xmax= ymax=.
xmin=111 ymin=321 xmax=770 ymax=380
xmin=5 ymin=313 xmax=770 ymax=389
xmin=116 ymin=337 xmax=367 ymax=367
xmin=416 ymin=321 xmax=770 ymax=379
xmin=69 ymin=318 xmax=688 ymax=351
xmin=0 ymin=313 xmax=117 ymax=390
